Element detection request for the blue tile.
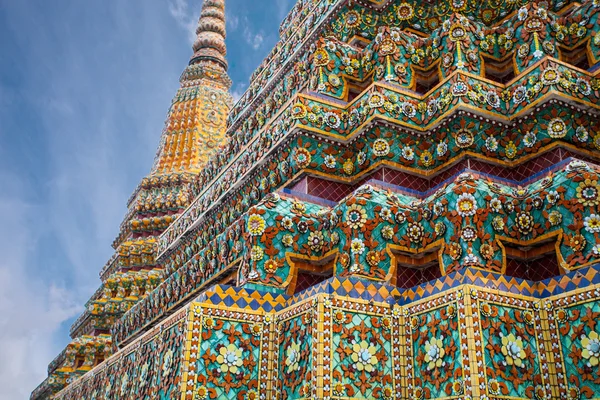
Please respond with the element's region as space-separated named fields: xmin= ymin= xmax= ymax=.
xmin=248 ymin=299 xmax=261 ymax=310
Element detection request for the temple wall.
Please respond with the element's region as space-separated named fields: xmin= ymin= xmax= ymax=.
xmin=54 ymin=271 xmax=600 ymax=399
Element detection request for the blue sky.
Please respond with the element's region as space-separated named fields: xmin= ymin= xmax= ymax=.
xmin=0 ymin=0 xmax=293 ymax=397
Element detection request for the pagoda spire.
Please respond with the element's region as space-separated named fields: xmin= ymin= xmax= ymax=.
xmin=190 ymin=0 xmax=228 ymax=71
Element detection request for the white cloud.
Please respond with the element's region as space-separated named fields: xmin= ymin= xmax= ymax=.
xmin=242 ymin=17 xmax=264 ymax=50
xmin=0 ymin=1 xmax=186 ymax=397
xmin=231 ymin=82 xmax=247 ymax=102
xmin=0 ymin=173 xmax=81 ymax=399
xmin=227 ymin=12 xmax=240 ymax=31
xmin=168 ymin=0 xmax=200 ymax=44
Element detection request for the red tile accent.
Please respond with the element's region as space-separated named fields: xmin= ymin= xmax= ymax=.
xmin=505 ymin=253 xmax=560 ymax=281
xmin=306 ymin=177 xmax=353 ymax=202
xmin=396 ymin=263 xmax=442 ymax=289
xmin=294 ymin=270 xmax=332 ymax=294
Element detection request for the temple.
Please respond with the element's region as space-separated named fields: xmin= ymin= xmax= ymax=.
xmin=31 ymin=0 xmax=600 ymax=398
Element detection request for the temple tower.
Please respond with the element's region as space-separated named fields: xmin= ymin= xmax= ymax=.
xmin=30 ymin=1 xmax=232 ymax=398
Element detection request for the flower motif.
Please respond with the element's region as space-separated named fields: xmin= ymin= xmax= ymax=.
xmin=564 ymin=386 xmax=581 ymax=400
xmin=369 ymin=93 xmax=385 ymax=108
xmin=461 ymin=226 xmax=477 ymax=242
xmin=351 ymin=340 xmax=378 ymax=372
xmin=343 ymin=159 xmax=354 ymax=175
xmin=285 ymin=341 xmax=301 ymax=373
xmin=437 ymin=141 xmax=448 ymax=156
xmin=307 ymin=231 xmax=324 ymax=252
xmin=452 ymin=379 xmax=464 ymax=395
xmin=420 ymin=150 xmax=434 ymax=167
xmin=524 ymin=131 xmax=537 ymax=147
xmin=292 ymin=201 xmax=306 ymax=214
xmin=282 ymin=234 xmax=293 ymax=247
xmin=357 ymin=151 xmax=367 ymax=165
xmin=294 ymin=147 xmax=312 ymax=168
xmin=549 ymin=309 xmax=568 ymax=328
xmin=513 ymin=86 xmax=527 ymax=104
xmin=372 ymin=138 xmax=390 ymax=157
xmin=247 ymin=214 xmax=266 ymax=236
xmin=323 ymin=154 xmax=336 ymax=169
xmin=581 ymin=331 xmax=600 ymax=367
xmin=584 ymin=214 xmax=600 ymax=233
xmin=332 ymin=382 xmax=345 ymax=396
xmin=328 ymin=74 xmax=341 ymax=88
xmin=504 ymin=201 xmax=515 ymax=213
xmin=577 ymin=78 xmax=592 ymax=95
xmin=380 ymin=207 xmax=392 ymax=221
xmin=501 ymin=333 xmax=526 ymax=367
xmin=543 ymin=189 xmax=558 ymax=204
xmin=291 ymin=103 xmax=307 ymax=119
xmin=456 ymin=193 xmax=478 ymax=217
xmin=381 ymin=225 xmax=394 ymax=240
xmin=251 ymin=246 xmax=264 ymax=261
xmin=424 ymin=337 xmax=446 ymax=370
xmin=324 ymin=112 xmax=341 ymax=129
xmin=194 ymin=386 xmax=208 ymax=400
xmin=481 ymin=302 xmax=493 ymax=317
xmin=282 ymin=217 xmax=293 ymax=230
xmin=346 ymin=204 xmax=367 ymax=229
xmin=480 ymin=243 xmax=495 ymax=260
xmin=489 ymin=198 xmax=502 ymax=212
xmin=433 ymin=202 xmax=445 ymax=216
xmin=313 ymin=48 xmax=329 ymax=66
xmin=397 ymin=2 xmax=414 ymax=20
xmin=366 ymin=250 xmax=381 ymax=267
xmin=576 ymin=126 xmax=589 ymax=142
xmin=412 ymin=386 xmax=424 ymax=400
xmin=402 ymin=146 xmax=415 ymax=161
xmin=350 ymin=238 xmax=366 ymax=255
xmin=264 ymin=259 xmax=279 ymax=274
xmin=339 ymin=253 xmax=350 ymax=268
xmin=488 ymin=379 xmax=500 ymax=395
xmin=455 ymin=128 xmax=475 ymax=148
xmin=548 ymin=210 xmax=562 ymax=226
xmin=246 ymin=390 xmax=258 ymax=400
xmin=401 ymin=102 xmax=417 ymax=118
xmin=448 ymin=242 xmax=462 ymax=260
xmin=434 ymin=221 xmax=446 ymax=236
xmin=548 ymin=117 xmax=567 ymax=138
xmin=486 ymin=91 xmax=501 ymax=108
xmin=203 ymin=316 xmax=215 ymax=329
xmin=570 ymin=234 xmax=587 ymax=252
xmin=217 ymin=343 xmax=244 ymax=373
xmin=162 ymin=349 xmax=174 ymax=377
xmin=578 ymin=179 xmax=600 ymax=206
xmin=516 ymin=211 xmax=534 ymax=234
xmin=407 ymin=222 xmax=424 ymax=243
xmin=249 ymin=323 xmax=262 ymax=337
xmin=505 ymin=141 xmax=517 ymax=159
xmin=485 ymin=136 xmax=498 ymax=152
xmin=395 ymin=211 xmax=406 ymax=224
xmin=541 ymin=68 xmax=560 ymax=85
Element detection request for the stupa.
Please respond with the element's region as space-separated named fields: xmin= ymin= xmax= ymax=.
xmin=32 ymin=0 xmax=600 ymax=399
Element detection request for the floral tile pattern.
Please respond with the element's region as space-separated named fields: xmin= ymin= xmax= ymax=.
xmin=326 ymin=297 xmax=396 ymax=399
xmin=184 ymin=305 xmax=268 ymax=400
xmin=406 ymin=293 xmax=464 ymax=400
xmin=478 ymin=300 xmax=543 ymax=399
xmin=276 ymin=301 xmax=315 ymax=399
xmin=552 ymin=297 xmax=600 ymax=399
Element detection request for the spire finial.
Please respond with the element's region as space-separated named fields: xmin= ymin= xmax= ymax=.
xmin=190 ymin=0 xmax=228 ymax=70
